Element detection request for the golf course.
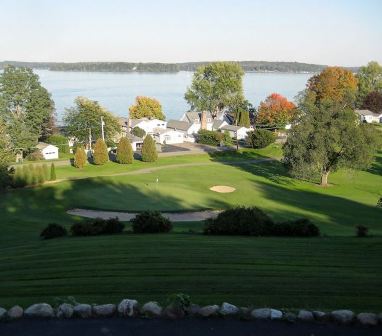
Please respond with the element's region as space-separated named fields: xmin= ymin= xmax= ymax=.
xmin=0 ymin=144 xmax=381 ymax=311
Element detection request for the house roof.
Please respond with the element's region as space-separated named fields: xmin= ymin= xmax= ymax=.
xmin=35 ymin=142 xmax=58 ymax=150
xmin=182 ymin=111 xmax=213 ymax=123
xmin=167 ymin=120 xmax=193 ymax=131
xmin=212 ymin=120 xmax=225 ymax=129
xmin=221 ymin=125 xmax=247 ymax=132
xmin=355 ymin=109 xmax=382 ymax=117
xmin=126 ymin=133 xmax=143 ymax=143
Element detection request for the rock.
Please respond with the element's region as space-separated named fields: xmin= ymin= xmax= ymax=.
xmin=162 ymin=305 xmax=185 ymax=319
xmin=186 ymin=304 xmax=201 ymax=316
xmin=0 ymin=307 xmax=7 ymax=320
xmin=357 ymin=313 xmax=378 ymax=326
xmin=313 ymin=311 xmax=327 ymax=321
xmin=118 ymin=299 xmax=138 ymax=317
xmin=141 ymin=302 xmax=162 ymax=317
xmin=251 ymin=308 xmax=283 ymax=320
xmin=198 ymin=305 xmax=220 ymax=317
xmin=73 ymin=304 xmax=92 ymax=318
xmin=24 ymin=303 xmax=54 ymax=318
xmin=284 ymin=312 xmax=297 ymax=322
xmin=379 ymin=313 xmax=382 ymax=323
xmin=297 ymin=310 xmax=314 ymax=321
xmin=7 ymin=305 xmax=23 ymax=319
xmin=57 ymin=303 xmax=74 ymax=319
xmin=220 ymin=302 xmax=239 ymax=316
xmin=331 ymin=310 xmax=355 ymax=324
xmin=92 ymin=304 xmax=116 ymax=317
xmin=270 ymin=309 xmax=283 ymax=319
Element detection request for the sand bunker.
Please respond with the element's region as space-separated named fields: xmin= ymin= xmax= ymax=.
xmin=209 ymin=185 xmax=236 ymax=193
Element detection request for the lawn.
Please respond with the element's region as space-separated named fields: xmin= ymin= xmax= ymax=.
xmin=0 ymin=145 xmax=381 ymax=311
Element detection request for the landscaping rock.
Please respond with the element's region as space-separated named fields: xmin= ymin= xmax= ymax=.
xmin=73 ymin=304 xmax=92 ymax=318
xmin=162 ymin=305 xmax=185 ymax=319
xmin=0 ymin=307 xmax=7 ymax=320
xmin=220 ymin=302 xmax=239 ymax=316
xmin=313 ymin=311 xmax=327 ymax=321
xmin=7 ymin=305 xmax=23 ymax=319
xmin=92 ymin=304 xmax=116 ymax=317
xmin=57 ymin=303 xmax=74 ymax=319
xmin=198 ymin=305 xmax=220 ymax=317
xmin=297 ymin=310 xmax=314 ymax=321
xmin=331 ymin=310 xmax=354 ymax=324
xmin=141 ymin=302 xmax=162 ymax=317
xmin=118 ymin=299 xmax=138 ymax=317
xmin=186 ymin=304 xmax=201 ymax=316
xmin=270 ymin=309 xmax=283 ymax=319
xmin=251 ymin=308 xmax=283 ymax=320
xmin=25 ymin=303 xmax=54 ymax=318
xmin=357 ymin=313 xmax=378 ymax=326
xmin=284 ymin=312 xmax=297 ymax=322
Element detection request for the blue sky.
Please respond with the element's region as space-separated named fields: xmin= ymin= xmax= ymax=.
xmin=0 ymin=0 xmax=381 ymax=66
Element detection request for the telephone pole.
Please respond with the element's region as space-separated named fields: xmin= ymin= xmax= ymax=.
xmin=101 ymin=116 xmax=105 ymax=141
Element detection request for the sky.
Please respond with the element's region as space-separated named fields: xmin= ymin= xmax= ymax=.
xmin=0 ymin=0 xmax=381 ymax=66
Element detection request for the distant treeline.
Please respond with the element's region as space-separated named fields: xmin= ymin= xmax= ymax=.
xmin=0 ymin=60 xmax=359 ymax=73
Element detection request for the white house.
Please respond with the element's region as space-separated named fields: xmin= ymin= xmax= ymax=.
xmin=220 ymin=125 xmax=252 ymax=140
xmin=180 ymin=111 xmax=214 ymax=131
xmin=36 ymin=142 xmax=59 ymax=160
xmin=355 ymin=109 xmax=382 ymax=123
xmin=211 ymin=120 xmax=228 ymax=131
xmin=126 ymin=134 xmax=144 ymax=151
xmin=130 ymin=118 xmax=167 ymax=135
xmin=154 ymin=129 xmax=184 ymax=145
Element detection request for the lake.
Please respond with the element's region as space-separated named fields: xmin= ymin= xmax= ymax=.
xmin=35 ymin=70 xmax=312 ymax=122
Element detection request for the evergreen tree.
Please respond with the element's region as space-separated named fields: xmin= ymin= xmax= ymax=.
xmin=116 ymin=137 xmax=133 ymax=164
xmin=42 ymin=164 xmax=49 ymax=181
xmin=50 ymin=163 xmax=56 ymax=181
xmin=141 ymin=135 xmax=158 ymax=162
xmin=13 ymin=167 xmax=26 ymax=188
xmin=238 ymin=110 xmax=251 ymax=127
xmin=36 ymin=165 xmax=45 ymax=184
xmin=93 ymin=138 xmax=109 ymax=165
xmin=74 ymin=146 xmax=87 ymax=169
xmin=29 ymin=164 xmax=38 ymax=185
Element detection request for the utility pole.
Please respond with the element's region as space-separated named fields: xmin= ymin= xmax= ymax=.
xmin=88 ymin=128 xmax=92 ymax=150
xmin=235 ymin=131 xmax=239 ymax=151
xmin=101 ymin=116 xmax=105 ymax=141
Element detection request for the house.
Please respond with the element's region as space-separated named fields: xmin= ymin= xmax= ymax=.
xmin=154 ymin=129 xmax=184 ymax=145
xmin=355 ymin=109 xmax=382 ymax=123
xmin=35 ymin=142 xmax=59 ymax=160
xmin=211 ymin=120 xmax=228 ymax=131
xmin=220 ymin=125 xmax=252 ymax=140
xmin=180 ymin=111 xmax=214 ymax=132
xmin=126 ymin=134 xmax=144 ymax=151
xmin=130 ymin=118 xmax=167 ymax=135
xmin=166 ymin=120 xmax=197 ymax=142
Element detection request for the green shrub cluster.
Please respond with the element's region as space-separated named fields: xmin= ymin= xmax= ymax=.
xmin=40 ymin=223 xmax=67 ymax=240
xmin=132 ymin=126 xmax=146 ymax=138
xmin=74 ymin=146 xmax=87 ymax=168
xmin=197 ymin=129 xmax=232 ymax=146
xmin=204 ymin=207 xmax=320 ymax=237
xmin=93 ymin=138 xmax=109 ymax=165
xmin=131 ymin=211 xmax=172 ymax=233
xmin=141 ymin=135 xmax=158 ymax=162
xmin=12 ymin=163 xmax=56 ymax=188
xmin=71 ymin=217 xmax=124 ymax=236
xmin=47 ymin=134 xmax=70 ymax=154
xmin=246 ymin=129 xmax=276 ymax=148
xmin=26 ymin=150 xmax=44 ymax=161
xmin=356 ymin=225 xmax=368 ymax=237
xmin=116 ymin=137 xmax=133 ymax=164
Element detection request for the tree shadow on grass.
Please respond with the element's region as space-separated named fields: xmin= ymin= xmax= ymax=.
xmin=367 ymin=151 xmax=382 ymax=176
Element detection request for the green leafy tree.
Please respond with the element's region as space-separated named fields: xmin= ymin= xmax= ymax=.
xmin=185 ymin=62 xmax=245 ymax=119
xmin=129 ymin=96 xmax=165 ymax=120
xmin=116 ymin=137 xmax=133 ymax=164
xmin=0 ymin=121 xmax=13 ymax=188
xmin=247 ymin=129 xmax=276 ymax=149
xmin=50 ymin=163 xmax=56 ymax=181
xmin=356 ymin=61 xmax=382 ymax=106
xmin=141 ymin=135 xmax=157 ymax=162
xmin=63 ymin=97 xmax=121 ymax=146
xmin=47 ymin=134 xmax=70 ymax=154
xmin=362 ymin=91 xmax=382 ymax=113
xmin=74 ymin=146 xmax=87 ymax=169
xmin=0 ymin=66 xmax=55 ymax=150
xmin=237 ymin=110 xmax=251 ymax=127
xmin=93 ymin=138 xmax=109 ymax=165
xmin=131 ymin=126 xmax=146 ymax=138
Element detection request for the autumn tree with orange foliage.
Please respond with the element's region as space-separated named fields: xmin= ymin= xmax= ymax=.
xmin=256 ymin=93 xmax=296 ymax=126
xmin=129 ymin=96 xmax=165 ymax=120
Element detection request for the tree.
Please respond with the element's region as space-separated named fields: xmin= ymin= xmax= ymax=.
xmin=63 ymin=97 xmax=121 ymax=147
xmin=141 ymin=135 xmax=157 ymax=162
xmin=131 ymin=126 xmax=146 ymax=138
xmin=47 ymin=134 xmax=70 ymax=154
xmin=74 ymin=146 xmax=87 ymax=169
xmin=362 ymin=91 xmax=382 ymax=113
xmin=283 ymin=100 xmax=381 ymax=186
xmin=50 ymin=163 xmax=56 ymax=181
xmin=356 ymin=61 xmax=382 ymax=106
xmin=116 ymin=137 xmax=133 ymax=164
xmin=93 ymin=138 xmax=109 ymax=165
xmin=185 ymin=62 xmax=245 ymax=119
xmin=0 ymin=66 xmax=55 ymax=150
xmin=0 ymin=121 xmax=13 ymax=188
xmin=256 ymin=93 xmax=296 ymax=126
xmin=42 ymin=164 xmax=49 ymax=181
xmin=247 ymin=129 xmax=276 ymax=149
xmin=129 ymin=96 xmax=165 ymax=120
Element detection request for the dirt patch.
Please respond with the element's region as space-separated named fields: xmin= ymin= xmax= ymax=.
xmin=209 ymin=185 xmax=236 ymax=193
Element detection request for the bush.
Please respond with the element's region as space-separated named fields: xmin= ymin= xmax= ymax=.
xmin=377 ymin=197 xmax=382 ymax=208
xmin=116 ymin=137 xmax=133 ymax=164
xmin=26 ymin=150 xmax=44 ymax=161
xmin=356 ymin=225 xmax=368 ymax=237
xmin=197 ymin=129 xmax=220 ymax=146
xmin=70 ymin=217 xmax=124 ymax=236
xmin=47 ymin=134 xmax=70 ymax=154
xmin=246 ymin=129 xmax=276 ymax=148
xmin=40 ymin=224 xmax=67 ymax=239
xmin=42 ymin=164 xmax=49 ymax=181
xmin=131 ymin=211 xmax=172 ymax=233
xmin=132 ymin=126 xmax=146 ymax=138
xmin=93 ymin=138 xmax=109 ymax=165
xmin=74 ymin=146 xmax=87 ymax=168
xmin=50 ymin=163 xmax=56 ymax=181
xmin=141 ymin=135 xmax=158 ymax=162
xmin=12 ymin=167 xmax=27 ymax=188
xmin=273 ymin=218 xmax=320 ymax=237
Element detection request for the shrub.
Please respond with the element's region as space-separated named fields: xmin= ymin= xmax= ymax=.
xmin=12 ymin=167 xmax=27 ymax=188
xmin=116 ymin=137 xmax=133 ymax=164
xmin=74 ymin=146 xmax=87 ymax=168
xmin=26 ymin=150 xmax=44 ymax=161
xmin=36 ymin=165 xmax=46 ymax=184
xmin=70 ymin=217 xmax=124 ymax=236
xmin=93 ymin=138 xmax=109 ymax=165
xmin=50 ymin=163 xmax=56 ymax=181
xmin=40 ymin=224 xmax=67 ymax=240
xmin=356 ymin=225 xmax=368 ymax=237
xmin=70 ymin=221 xmax=94 ymax=236
xmin=47 ymin=134 xmax=70 ymax=154
xmin=377 ymin=197 xmax=382 ymax=208
xmin=132 ymin=126 xmax=146 ymax=138
xmin=273 ymin=218 xmax=320 ymax=237
xmin=131 ymin=211 xmax=172 ymax=233
xmin=141 ymin=135 xmax=158 ymax=162
xmin=197 ymin=129 xmax=220 ymax=146
xmin=246 ymin=129 xmax=276 ymax=148
xmin=26 ymin=164 xmax=35 ymax=185
xmin=42 ymin=164 xmax=49 ymax=181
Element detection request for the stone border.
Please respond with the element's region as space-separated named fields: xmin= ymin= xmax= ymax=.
xmin=0 ymin=301 xmax=381 ymax=327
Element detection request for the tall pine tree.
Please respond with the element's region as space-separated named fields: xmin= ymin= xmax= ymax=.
xmin=141 ymin=135 xmax=158 ymax=162
xmin=93 ymin=138 xmax=109 ymax=165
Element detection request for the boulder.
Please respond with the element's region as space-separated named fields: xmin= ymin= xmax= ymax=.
xmin=357 ymin=313 xmax=378 ymax=326
xmin=297 ymin=310 xmax=314 ymax=321
xmin=0 ymin=307 xmax=7 ymax=320
xmin=24 ymin=303 xmax=54 ymax=318
xmin=118 ymin=299 xmax=138 ymax=317
xmin=73 ymin=304 xmax=92 ymax=318
xmin=7 ymin=305 xmax=23 ymax=319
xmin=141 ymin=302 xmax=162 ymax=317
xmin=198 ymin=305 xmax=220 ymax=317
xmin=284 ymin=312 xmax=297 ymax=322
xmin=220 ymin=302 xmax=239 ymax=316
xmin=331 ymin=310 xmax=354 ymax=324
xmin=92 ymin=304 xmax=116 ymax=317
xmin=186 ymin=304 xmax=201 ymax=316
xmin=313 ymin=311 xmax=327 ymax=321
xmin=57 ymin=303 xmax=74 ymax=319
xmin=251 ymin=308 xmax=283 ymax=320
xmin=270 ymin=309 xmax=283 ymax=319
xmin=162 ymin=305 xmax=185 ymax=319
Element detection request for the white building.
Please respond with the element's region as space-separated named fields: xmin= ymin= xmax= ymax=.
xmin=154 ymin=129 xmax=184 ymax=145
xmin=126 ymin=134 xmax=144 ymax=151
xmin=130 ymin=118 xmax=167 ymax=135
xmin=355 ymin=109 xmax=382 ymax=123
xmin=36 ymin=143 xmax=59 ymax=160
xmin=220 ymin=125 xmax=252 ymax=140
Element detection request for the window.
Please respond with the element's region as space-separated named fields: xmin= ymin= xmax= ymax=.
xmin=165 ymin=135 xmax=171 ymax=141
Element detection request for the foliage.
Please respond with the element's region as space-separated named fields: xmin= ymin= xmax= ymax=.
xmin=93 ymin=138 xmax=109 ymax=165
xmin=141 ymin=135 xmax=158 ymax=162
xmin=166 ymin=293 xmax=191 ymax=311
xmin=131 ymin=126 xmax=146 ymax=138
xmin=197 ymin=129 xmax=232 ymax=146
xmin=74 ymin=146 xmax=87 ymax=169
xmin=129 ymin=96 xmax=165 ymax=120
xmin=131 ymin=211 xmax=172 ymax=233
xmin=26 ymin=150 xmax=44 ymax=161
xmin=237 ymin=110 xmax=251 ymax=127
xmin=0 ymin=66 xmax=55 ymax=150
xmin=256 ymin=93 xmax=296 ymax=126
xmin=362 ymin=91 xmax=382 ymax=113
xmin=356 ymin=225 xmax=369 ymax=238
xmin=63 ymin=96 xmax=121 ymax=145
xmin=246 ymin=129 xmax=276 ymax=149
xmin=71 ymin=217 xmax=124 ymax=236
xmin=116 ymin=137 xmax=133 ymax=164
xmin=50 ymin=163 xmax=56 ymax=181
xmin=0 ymin=121 xmax=13 ymax=188
xmin=356 ymin=61 xmax=382 ymax=106
xmin=42 ymin=164 xmax=49 ymax=181
xmin=230 ymin=98 xmax=252 ymax=127
xmin=40 ymin=223 xmax=67 ymax=240
xmin=12 ymin=164 xmax=50 ymax=187
xmin=377 ymin=197 xmax=382 ymax=208
xmin=272 ymin=218 xmax=320 ymax=237
xmin=185 ymin=62 xmax=245 ymax=119
xmin=47 ymin=134 xmax=70 ymax=154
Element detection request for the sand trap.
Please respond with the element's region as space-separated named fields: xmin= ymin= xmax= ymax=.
xmin=209 ymin=185 xmax=236 ymax=193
